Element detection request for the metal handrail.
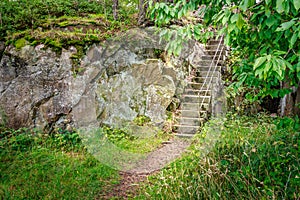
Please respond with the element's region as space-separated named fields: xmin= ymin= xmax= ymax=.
xmin=198 ymin=35 xmax=225 ymax=115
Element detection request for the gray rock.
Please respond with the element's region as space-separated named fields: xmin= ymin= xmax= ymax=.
xmin=0 ymin=28 xmax=206 ymax=131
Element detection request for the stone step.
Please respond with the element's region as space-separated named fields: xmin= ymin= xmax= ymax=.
xmin=178 ymin=117 xmax=205 ymax=126
xmin=208 ymin=39 xmax=224 ymax=45
xmin=196 ymin=66 xmax=222 ymax=72
xmin=205 ymin=49 xmax=227 ymax=56
xmin=193 ymin=59 xmax=224 ymax=66
xmin=206 ymin=44 xmax=225 ymax=50
xmin=179 ymin=109 xmax=208 ymax=118
xmin=190 ymin=77 xmax=219 ymax=84
xmin=185 ymin=88 xmax=211 ymax=96
xmin=179 ymin=105 xmax=208 ymax=112
xmin=175 ymin=133 xmax=196 ymax=138
xmin=195 ymin=71 xmax=221 ymax=77
xmin=182 ymin=95 xmax=211 ymax=103
xmin=173 ymin=124 xmax=200 ymax=135
xmin=173 ymin=37 xmax=225 ymax=136
xmin=186 ymin=82 xmax=212 ymax=90
xmin=201 ymin=54 xmax=226 ymax=61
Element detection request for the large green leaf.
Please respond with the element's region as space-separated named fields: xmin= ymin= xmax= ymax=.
xmin=289 ymin=32 xmax=298 ymax=49
xmin=276 ymin=0 xmax=284 ymax=13
xmin=265 ymin=16 xmax=277 ymax=28
xmin=293 ymin=0 xmax=300 ymax=11
xmin=254 ymin=56 xmax=267 ymax=70
xmin=236 ymin=13 xmax=244 ymax=30
xmin=276 ymin=19 xmax=296 ymax=32
xmin=231 ymin=14 xmax=239 ymax=23
xmin=255 ymin=66 xmax=265 ymax=79
xmin=240 ymin=0 xmax=249 ymax=11
xmin=264 ymin=62 xmax=272 ymax=80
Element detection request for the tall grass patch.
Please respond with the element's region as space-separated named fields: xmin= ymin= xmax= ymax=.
xmin=0 ymin=128 xmax=119 ymax=199
xmin=138 ymin=114 xmax=300 ymax=199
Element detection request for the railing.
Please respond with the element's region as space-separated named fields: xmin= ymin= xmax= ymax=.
xmin=198 ymin=35 xmax=225 ymax=116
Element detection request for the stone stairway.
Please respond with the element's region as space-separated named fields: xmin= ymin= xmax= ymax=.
xmin=174 ymin=37 xmax=226 ymax=137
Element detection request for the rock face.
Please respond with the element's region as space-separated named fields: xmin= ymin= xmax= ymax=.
xmin=0 ymin=28 xmax=205 ymax=130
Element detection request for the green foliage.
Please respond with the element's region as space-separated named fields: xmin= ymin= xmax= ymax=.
xmin=100 ymin=126 xmax=172 ymax=154
xmin=133 ymin=115 xmax=151 ymax=126
xmin=0 ymin=0 xmax=113 ymax=40
xmin=103 ymin=126 xmax=137 ymax=142
xmin=0 ymin=127 xmax=118 ymax=199
xmin=149 ymin=0 xmax=300 ymax=102
xmin=137 ymin=114 xmax=300 ymax=199
xmin=14 ymin=38 xmax=27 ymax=49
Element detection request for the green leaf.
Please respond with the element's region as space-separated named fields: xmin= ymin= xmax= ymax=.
xmin=265 ymin=7 xmax=271 ymax=18
xmin=276 ymin=0 xmax=284 ymax=13
xmin=254 ymin=56 xmax=267 ymax=70
xmin=266 ymin=0 xmax=272 ymax=5
xmin=265 ymin=16 xmax=277 ymax=28
xmin=240 ymin=0 xmax=249 ymax=11
xmin=231 ymin=14 xmax=239 ymax=23
xmin=276 ymin=20 xmax=296 ymax=32
xmin=289 ymin=32 xmax=298 ymax=49
xmin=284 ymin=1 xmax=290 ymax=13
xmin=194 ymin=26 xmax=201 ymax=36
xmin=236 ymin=14 xmax=244 ymax=30
xmin=264 ymin=62 xmax=272 ymax=80
xmin=293 ymin=0 xmax=300 ymax=10
xmin=255 ymin=66 xmax=265 ymax=79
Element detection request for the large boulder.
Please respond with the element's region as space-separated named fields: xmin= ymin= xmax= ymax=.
xmin=0 ymin=28 xmax=205 ymax=130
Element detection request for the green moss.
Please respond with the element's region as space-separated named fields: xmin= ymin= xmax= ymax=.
xmin=14 ymin=38 xmax=27 ymax=49
xmin=133 ymin=115 xmax=151 ymax=126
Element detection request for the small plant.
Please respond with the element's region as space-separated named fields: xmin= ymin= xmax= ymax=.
xmin=103 ymin=126 xmax=136 ymax=142
xmin=133 ymin=115 xmax=151 ymax=126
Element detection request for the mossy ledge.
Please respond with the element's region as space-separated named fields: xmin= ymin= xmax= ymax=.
xmin=6 ymin=14 xmax=136 ymax=68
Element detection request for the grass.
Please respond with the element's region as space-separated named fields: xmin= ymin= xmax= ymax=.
xmin=103 ymin=125 xmax=172 ymax=154
xmin=137 ymin=114 xmax=300 ymax=199
xmin=1 ymin=114 xmax=298 ymax=199
xmin=0 ymin=128 xmax=119 ymax=200
xmin=0 ymin=124 xmax=172 ymax=199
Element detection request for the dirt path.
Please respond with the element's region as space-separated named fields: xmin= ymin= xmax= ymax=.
xmin=99 ymin=137 xmax=192 ymax=199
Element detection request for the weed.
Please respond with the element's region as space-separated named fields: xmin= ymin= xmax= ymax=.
xmin=133 ymin=115 xmax=151 ymax=126
xmin=137 ymin=114 xmax=300 ymax=199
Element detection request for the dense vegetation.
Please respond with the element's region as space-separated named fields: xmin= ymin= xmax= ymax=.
xmin=138 ymin=114 xmax=300 ymax=199
xmin=0 ymin=0 xmax=137 ymax=54
xmin=1 ymin=115 xmax=298 ymax=199
xmin=0 ymin=128 xmax=119 ymax=199
xmin=150 ymin=0 xmax=300 ymax=115
xmin=1 ymin=0 xmax=299 ymax=199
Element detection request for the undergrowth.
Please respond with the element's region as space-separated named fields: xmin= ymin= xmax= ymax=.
xmin=137 ymin=114 xmax=300 ymax=199
xmin=0 ymin=123 xmax=172 ymax=199
xmin=0 ymin=127 xmax=119 ymax=199
xmin=0 ymin=0 xmax=138 ymax=60
xmin=103 ymin=125 xmax=172 ymax=154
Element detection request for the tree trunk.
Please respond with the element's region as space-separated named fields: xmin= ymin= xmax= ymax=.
xmin=113 ymin=0 xmax=118 ymax=20
xmin=138 ymin=0 xmax=147 ymax=25
xmin=294 ymin=83 xmax=300 ymax=116
xmin=280 ymin=80 xmax=300 ymax=116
